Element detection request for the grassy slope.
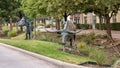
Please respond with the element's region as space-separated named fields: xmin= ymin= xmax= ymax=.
xmin=0 ymin=39 xmax=93 ymax=64
xmin=11 ymin=33 xmax=25 ymax=40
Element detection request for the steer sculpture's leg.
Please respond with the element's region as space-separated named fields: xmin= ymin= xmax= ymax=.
xmin=28 ymin=32 xmax=30 ymax=40
xmin=62 ymin=33 xmax=67 ymax=52
xmin=73 ymin=34 xmax=78 ymax=50
xmin=25 ymin=33 xmax=28 ymax=40
xmin=69 ymin=37 xmax=72 ymax=53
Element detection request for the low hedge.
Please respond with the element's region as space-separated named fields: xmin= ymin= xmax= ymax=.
xmin=95 ymin=23 xmax=106 ymax=30
xmin=95 ymin=23 xmax=120 ymax=30
xmin=111 ymin=23 xmax=120 ymax=30
xmin=76 ymin=23 xmax=120 ymax=30
xmin=76 ymin=24 xmax=90 ymax=29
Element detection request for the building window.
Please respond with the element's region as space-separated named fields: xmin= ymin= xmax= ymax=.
xmin=77 ymin=17 xmax=80 ymax=24
xmin=112 ymin=15 xmax=117 ymax=23
xmin=74 ymin=17 xmax=77 ymax=23
xmin=74 ymin=17 xmax=80 ymax=24
xmin=101 ymin=17 xmax=104 ymax=23
xmin=84 ymin=16 xmax=87 ymax=24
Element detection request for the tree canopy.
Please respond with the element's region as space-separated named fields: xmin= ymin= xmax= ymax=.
xmin=82 ymin=0 xmax=120 ymax=41
xmin=0 ymin=0 xmax=20 ymax=18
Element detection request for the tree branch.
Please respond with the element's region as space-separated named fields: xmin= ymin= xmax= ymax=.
xmin=110 ymin=11 xmax=114 ymax=19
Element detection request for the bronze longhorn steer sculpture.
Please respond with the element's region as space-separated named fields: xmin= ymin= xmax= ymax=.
xmin=46 ymin=21 xmax=82 ymax=52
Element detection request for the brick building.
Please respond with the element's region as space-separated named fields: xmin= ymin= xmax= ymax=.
xmin=72 ymin=11 xmax=120 ymax=24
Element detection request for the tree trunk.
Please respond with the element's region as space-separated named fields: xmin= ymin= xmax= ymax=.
xmin=105 ymin=16 xmax=114 ymax=42
xmin=99 ymin=16 xmax=102 ymax=30
xmin=10 ymin=17 xmax=13 ymax=31
xmin=0 ymin=18 xmax=2 ymax=30
xmin=16 ymin=23 xmax=19 ymax=32
xmin=20 ymin=26 xmax=23 ymax=32
xmin=64 ymin=12 xmax=68 ymax=22
xmin=34 ymin=17 xmax=37 ymax=39
xmin=56 ymin=19 xmax=60 ymax=30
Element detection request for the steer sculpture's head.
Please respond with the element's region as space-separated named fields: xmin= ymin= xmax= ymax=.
xmin=18 ymin=17 xmax=31 ymax=26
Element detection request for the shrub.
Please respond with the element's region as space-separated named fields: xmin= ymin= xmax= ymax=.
xmin=95 ymin=23 xmax=106 ymax=30
xmin=36 ymin=31 xmax=41 ymax=36
xmin=2 ymin=26 xmax=9 ymax=31
xmin=76 ymin=24 xmax=90 ymax=29
xmin=45 ymin=24 xmax=51 ymax=28
xmin=80 ymin=32 xmax=95 ymax=44
xmin=36 ymin=32 xmax=60 ymax=43
xmin=39 ymin=23 xmax=45 ymax=26
xmin=40 ymin=34 xmax=52 ymax=41
xmin=77 ymin=42 xmax=86 ymax=51
xmin=95 ymin=34 xmax=107 ymax=39
xmin=79 ymin=46 xmax=92 ymax=56
xmin=95 ymin=23 xmax=120 ymax=30
xmin=111 ymin=23 xmax=120 ymax=30
xmin=7 ymin=30 xmax=17 ymax=37
xmin=1 ymin=30 xmax=9 ymax=36
xmin=79 ymin=46 xmax=106 ymax=65
xmin=89 ymin=48 xmax=106 ymax=65
xmin=110 ymin=56 xmax=119 ymax=65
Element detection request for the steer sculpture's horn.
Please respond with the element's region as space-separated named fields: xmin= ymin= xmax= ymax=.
xmin=45 ymin=29 xmax=62 ymax=33
xmin=66 ymin=29 xmax=82 ymax=34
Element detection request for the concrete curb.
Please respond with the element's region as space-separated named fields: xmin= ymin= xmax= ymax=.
xmin=0 ymin=43 xmax=91 ymax=68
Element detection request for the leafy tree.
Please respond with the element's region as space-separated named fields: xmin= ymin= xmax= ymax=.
xmin=42 ymin=0 xmax=83 ymax=29
xmin=83 ymin=0 xmax=120 ymax=42
xmin=21 ymin=0 xmax=83 ymax=29
xmin=0 ymin=0 xmax=21 ymax=30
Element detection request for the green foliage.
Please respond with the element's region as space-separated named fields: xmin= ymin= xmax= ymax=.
xmin=111 ymin=23 xmax=120 ymax=30
xmin=7 ymin=30 xmax=17 ymax=37
xmin=89 ymin=48 xmax=106 ymax=65
xmin=21 ymin=0 xmax=47 ymax=19
xmin=76 ymin=24 xmax=90 ymax=29
xmin=95 ymin=23 xmax=106 ymax=30
xmin=45 ymin=24 xmax=51 ymax=28
xmin=40 ymin=33 xmax=52 ymax=41
xmin=80 ymin=32 xmax=95 ymax=44
xmin=79 ymin=46 xmax=106 ymax=65
xmin=1 ymin=26 xmax=9 ymax=35
xmin=11 ymin=33 xmax=25 ymax=40
xmin=110 ymin=56 xmax=119 ymax=65
xmin=36 ymin=32 xmax=60 ymax=43
xmin=77 ymin=42 xmax=87 ymax=51
xmin=95 ymin=34 xmax=107 ymax=39
xmin=95 ymin=23 xmax=120 ymax=30
xmin=38 ymin=23 xmax=45 ymax=26
xmin=79 ymin=46 xmax=92 ymax=56
xmin=0 ymin=0 xmax=20 ymax=18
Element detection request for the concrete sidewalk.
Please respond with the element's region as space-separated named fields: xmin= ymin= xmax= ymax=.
xmin=0 ymin=43 xmax=90 ymax=68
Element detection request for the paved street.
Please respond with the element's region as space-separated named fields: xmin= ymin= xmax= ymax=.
xmin=0 ymin=44 xmax=88 ymax=68
xmin=0 ymin=45 xmax=59 ymax=68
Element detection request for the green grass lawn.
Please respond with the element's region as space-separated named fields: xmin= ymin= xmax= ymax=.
xmin=11 ymin=33 xmax=25 ymax=40
xmin=0 ymin=39 xmax=94 ymax=64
